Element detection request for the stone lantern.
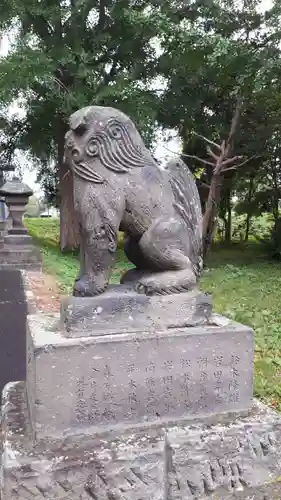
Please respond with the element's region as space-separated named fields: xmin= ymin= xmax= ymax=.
xmin=0 ymin=177 xmax=41 ymax=270
xmin=0 ymin=163 xmax=15 ymax=247
xmin=0 ymin=177 xmax=33 ymax=237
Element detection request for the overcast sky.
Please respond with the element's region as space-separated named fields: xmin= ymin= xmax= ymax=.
xmin=0 ymin=0 xmax=274 ymax=195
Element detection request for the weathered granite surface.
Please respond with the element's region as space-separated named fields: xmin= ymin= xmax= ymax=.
xmin=26 ymin=312 xmax=253 ymax=438
xmin=1 ymin=381 xmax=281 ymax=499
xmin=61 ymin=286 xmax=212 ymax=335
xmin=64 ymin=106 xmax=203 ymax=297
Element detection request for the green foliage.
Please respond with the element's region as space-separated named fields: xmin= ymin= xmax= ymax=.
xmin=2 ymin=0 xmax=281 ymax=253
xmin=156 ymin=0 xmax=281 ymax=245
xmin=0 ymin=0 xmax=170 ymax=199
xmin=251 ymin=213 xmax=274 ymax=241
xmin=157 ymin=0 xmax=281 ymax=140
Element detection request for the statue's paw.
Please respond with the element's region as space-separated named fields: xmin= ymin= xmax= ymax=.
xmin=73 ymin=276 xmax=106 ymax=297
xmin=135 ymin=276 xmax=162 ymax=296
xmin=134 ymin=269 xmax=197 ymax=296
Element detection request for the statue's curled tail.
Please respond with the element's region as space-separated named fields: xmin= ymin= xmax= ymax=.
xmin=166 ymin=159 xmax=203 ymax=277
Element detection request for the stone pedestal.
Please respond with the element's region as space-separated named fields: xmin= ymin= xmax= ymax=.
xmin=1 ymin=288 xmax=281 ymax=499
xmin=26 ymin=310 xmax=253 ymax=438
xmin=61 ymin=286 xmax=213 ymax=335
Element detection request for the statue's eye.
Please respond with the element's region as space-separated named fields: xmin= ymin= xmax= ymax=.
xmin=86 ymin=139 xmax=99 ymax=157
xmin=74 ymin=123 xmax=87 ymax=136
xmin=109 ymin=124 xmax=122 ymax=139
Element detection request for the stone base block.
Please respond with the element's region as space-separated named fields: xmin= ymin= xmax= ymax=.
xmin=1 ymin=381 xmax=281 ymax=500
xmin=4 ymin=234 xmax=33 ymax=245
xmin=61 ymin=286 xmax=213 ymax=336
xmin=8 ymin=227 xmax=28 ymax=235
xmin=0 ymin=245 xmax=42 ymax=270
xmin=26 ymin=313 xmax=253 ymax=438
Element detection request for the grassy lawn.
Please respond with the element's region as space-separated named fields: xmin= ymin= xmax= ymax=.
xmin=25 ymin=218 xmax=281 ymax=410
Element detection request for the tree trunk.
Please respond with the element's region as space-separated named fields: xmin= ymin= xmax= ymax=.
xmin=272 ymin=196 xmax=279 ymax=247
xmin=245 ymin=213 xmax=250 ymax=242
xmin=245 ymin=174 xmax=255 ymax=241
xmin=221 ymin=217 xmax=227 ymax=241
xmin=270 ymin=160 xmax=279 ymax=251
xmin=225 ymin=191 xmax=232 ymax=243
xmin=203 ymin=173 xmax=223 ymax=259
xmin=58 ymin=135 xmax=80 ymax=252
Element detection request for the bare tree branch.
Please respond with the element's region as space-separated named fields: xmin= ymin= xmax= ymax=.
xmin=158 ymin=145 xmax=216 ymax=167
xmin=207 ymin=146 xmax=220 ymax=161
xmin=221 ymin=155 xmax=243 ymax=168
xmin=192 ymin=132 xmax=221 ymax=150
xmin=198 ymin=181 xmax=210 ymax=190
xmin=226 ymin=95 xmax=243 ymax=154
xmin=180 ymin=153 xmax=215 ymax=167
xmin=223 ymin=155 xmax=259 ymax=172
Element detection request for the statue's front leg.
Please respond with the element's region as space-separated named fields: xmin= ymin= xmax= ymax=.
xmin=73 ymin=221 xmax=119 ymax=297
xmin=76 ymin=232 xmax=85 ymax=281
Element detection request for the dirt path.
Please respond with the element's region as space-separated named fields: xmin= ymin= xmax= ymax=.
xmin=23 ymin=270 xmax=61 ymax=313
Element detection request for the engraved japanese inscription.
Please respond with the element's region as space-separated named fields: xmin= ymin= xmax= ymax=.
xmin=67 ymin=327 xmax=253 ymax=429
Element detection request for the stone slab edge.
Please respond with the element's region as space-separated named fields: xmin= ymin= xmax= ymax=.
xmin=0 ymin=262 xmax=42 ymax=272
xmin=60 ymin=287 xmax=213 ymax=337
xmin=2 ymin=381 xmax=281 ymax=499
xmin=20 ymin=271 xmax=38 ymax=314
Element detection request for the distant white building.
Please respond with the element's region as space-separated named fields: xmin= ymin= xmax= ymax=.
xmin=40 ymin=206 xmax=60 ymax=218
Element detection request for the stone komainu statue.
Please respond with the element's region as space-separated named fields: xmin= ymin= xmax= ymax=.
xmin=64 ymin=106 xmax=203 ymax=297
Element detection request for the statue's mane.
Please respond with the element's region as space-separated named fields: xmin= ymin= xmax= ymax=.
xmin=68 ymin=109 xmax=156 ymax=183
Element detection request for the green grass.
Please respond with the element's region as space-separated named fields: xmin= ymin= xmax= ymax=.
xmin=25 ymin=218 xmax=281 ymax=410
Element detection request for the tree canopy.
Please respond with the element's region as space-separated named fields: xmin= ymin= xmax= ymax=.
xmin=1 ymin=0 xmax=281 ymax=253
xmin=0 ymin=0 xmax=167 ymax=248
